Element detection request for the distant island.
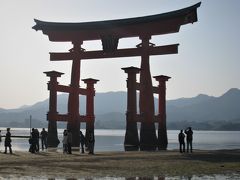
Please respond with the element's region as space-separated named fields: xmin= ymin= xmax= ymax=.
xmin=0 ymin=88 xmax=240 ymax=131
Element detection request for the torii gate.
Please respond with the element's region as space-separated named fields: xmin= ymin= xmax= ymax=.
xmin=33 ymin=2 xmax=201 ymax=149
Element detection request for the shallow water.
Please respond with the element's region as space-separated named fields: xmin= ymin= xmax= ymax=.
xmin=0 ymin=128 xmax=240 ymax=152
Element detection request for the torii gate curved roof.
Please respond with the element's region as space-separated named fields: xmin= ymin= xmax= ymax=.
xmin=32 ymin=2 xmax=201 ymax=42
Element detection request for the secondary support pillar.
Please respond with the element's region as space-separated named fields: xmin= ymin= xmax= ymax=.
xmin=154 ymin=75 xmax=171 ymax=150
xmin=44 ymin=71 xmax=64 ymax=147
xmin=122 ymin=66 xmax=140 ymax=151
xmin=82 ymin=78 xmax=99 ymax=149
xmin=67 ymin=41 xmax=83 ymax=147
xmin=139 ymin=36 xmax=157 ymax=151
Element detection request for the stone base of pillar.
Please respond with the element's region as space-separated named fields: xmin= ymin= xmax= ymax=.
xmin=67 ymin=121 xmax=80 ymax=147
xmin=140 ymin=122 xmax=158 ymax=151
xmin=47 ymin=120 xmax=60 ymax=147
xmin=124 ymin=122 xmax=139 ymax=151
xmin=158 ymin=128 xmax=168 ymax=150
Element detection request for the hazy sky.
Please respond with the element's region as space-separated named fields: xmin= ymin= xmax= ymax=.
xmin=0 ymin=0 xmax=239 ymax=109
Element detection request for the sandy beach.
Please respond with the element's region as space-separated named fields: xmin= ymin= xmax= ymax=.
xmin=0 ymin=149 xmax=240 ymax=179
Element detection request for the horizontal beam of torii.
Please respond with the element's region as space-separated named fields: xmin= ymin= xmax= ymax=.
xmin=50 ymin=44 xmax=178 ymax=61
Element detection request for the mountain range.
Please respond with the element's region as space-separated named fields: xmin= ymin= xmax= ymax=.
xmin=0 ymin=88 xmax=239 ymax=130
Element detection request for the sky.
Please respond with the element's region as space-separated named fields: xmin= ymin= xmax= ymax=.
xmin=0 ymin=0 xmax=239 ymax=109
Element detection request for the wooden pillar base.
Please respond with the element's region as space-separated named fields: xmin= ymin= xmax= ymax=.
xmin=140 ymin=122 xmax=158 ymax=151
xmin=158 ymin=127 xmax=168 ymax=150
xmin=67 ymin=120 xmax=80 ymax=147
xmin=47 ymin=120 xmax=60 ymax=147
xmin=124 ymin=121 xmax=139 ymax=151
xmin=85 ymin=122 xmax=94 ymax=149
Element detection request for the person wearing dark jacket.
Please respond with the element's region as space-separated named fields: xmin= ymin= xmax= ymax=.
xmin=178 ymin=130 xmax=185 ymax=153
xmin=4 ymin=128 xmax=12 ymax=154
xmin=185 ymin=127 xmax=193 ymax=153
xmin=79 ymin=131 xmax=85 ymax=153
xmin=40 ymin=128 xmax=48 ymax=150
xmin=88 ymin=131 xmax=95 ymax=155
xmin=67 ymin=129 xmax=73 ymax=154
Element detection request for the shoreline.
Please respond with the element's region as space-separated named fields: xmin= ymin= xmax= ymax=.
xmin=0 ymin=149 xmax=240 ymax=178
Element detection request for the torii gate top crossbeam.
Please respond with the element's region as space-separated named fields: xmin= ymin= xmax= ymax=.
xmin=32 ymin=2 xmax=201 ymax=42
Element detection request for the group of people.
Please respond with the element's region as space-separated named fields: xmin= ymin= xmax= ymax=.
xmin=0 ymin=127 xmax=95 ymax=155
xmin=178 ymin=127 xmax=193 ymax=153
xmin=29 ymin=128 xmax=48 ymax=153
xmin=62 ymin=129 xmax=95 ymax=155
xmin=2 ymin=127 xmax=192 ymax=154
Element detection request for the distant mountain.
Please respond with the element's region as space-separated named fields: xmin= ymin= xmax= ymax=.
xmin=167 ymin=94 xmax=215 ymax=108
xmin=0 ymin=88 xmax=239 ymax=130
xmin=167 ymin=88 xmax=240 ymax=122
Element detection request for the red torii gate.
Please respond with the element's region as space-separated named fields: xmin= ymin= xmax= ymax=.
xmin=122 ymin=67 xmax=171 ymax=150
xmin=33 ymin=2 xmax=201 ymax=149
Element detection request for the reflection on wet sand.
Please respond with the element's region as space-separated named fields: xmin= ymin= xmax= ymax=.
xmin=47 ymin=174 xmax=240 ymax=180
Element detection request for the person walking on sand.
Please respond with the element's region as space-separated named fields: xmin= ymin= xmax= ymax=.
xmin=67 ymin=129 xmax=72 ymax=154
xmin=88 ymin=131 xmax=95 ymax=155
xmin=40 ymin=128 xmax=48 ymax=151
xmin=178 ymin=130 xmax=185 ymax=153
xmin=185 ymin=127 xmax=193 ymax=153
xmin=62 ymin=129 xmax=68 ymax=154
xmin=4 ymin=128 xmax=12 ymax=154
xmin=79 ymin=131 xmax=85 ymax=154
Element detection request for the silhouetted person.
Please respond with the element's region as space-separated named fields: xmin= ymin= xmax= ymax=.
xmin=62 ymin=129 xmax=68 ymax=153
xmin=40 ymin=128 xmax=48 ymax=150
xmin=29 ymin=128 xmax=37 ymax=153
xmin=185 ymin=127 xmax=193 ymax=153
xmin=88 ymin=131 xmax=95 ymax=155
xmin=67 ymin=129 xmax=72 ymax=154
xmin=0 ymin=130 xmax=2 ymax=143
xmin=4 ymin=128 xmax=12 ymax=154
xmin=79 ymin=131 xmax=85 ymax=153
xmin=178 ymin=130 xmax=185 ymax=153
xmin=35 ymin=129 xmax=40 ymax=152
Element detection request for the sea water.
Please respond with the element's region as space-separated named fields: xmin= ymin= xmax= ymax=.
xmin=0 ymin=128 xmax=240 ymax=152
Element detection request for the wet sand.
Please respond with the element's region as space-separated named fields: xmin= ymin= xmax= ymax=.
xmin=0 ymin=149 xmax=240 ymax=179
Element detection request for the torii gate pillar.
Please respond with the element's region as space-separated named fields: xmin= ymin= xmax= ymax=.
xmin=82 ymin=78 xmax=99 ymax=149
xmin=154 ymin=75 xmax=171 ymax=150
xmin=44 ymin=71 xmax=63 ymax=147
xmin=122 ymin=67 xmax=140 ymax=151
xmin=139 ymin=37 xmax=158 ymax=151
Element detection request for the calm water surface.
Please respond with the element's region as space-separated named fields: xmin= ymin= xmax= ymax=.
xmin=0 ymin=128 xmax=240 ymax=152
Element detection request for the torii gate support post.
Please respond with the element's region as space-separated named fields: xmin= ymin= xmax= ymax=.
xmin=139 ymin=36 xmax=158 ymax=151
xmin=122 ymin=67 xmax=140 ymax=151
xmin=44 ymin=71 xmax=64 ymax=147
xmin=82 ymin=78 xmax=99 ymax=149
xmin=154 ymin=75 xmax=171 ymax=150
xmin=67 ymin=42 xmax=83 ymax=147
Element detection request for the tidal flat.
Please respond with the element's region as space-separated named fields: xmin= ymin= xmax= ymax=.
xmin=0 ymin=149 xmax=240 ymax=179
